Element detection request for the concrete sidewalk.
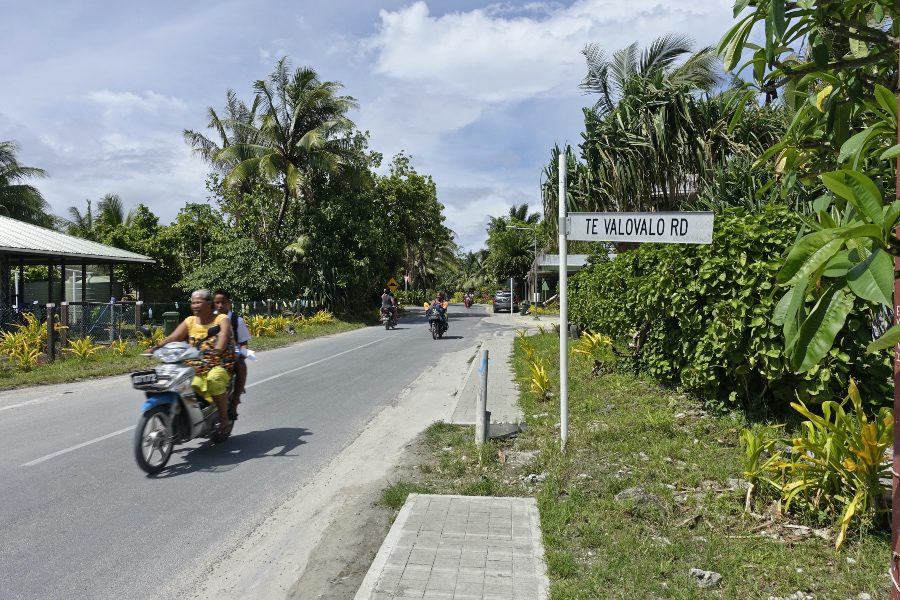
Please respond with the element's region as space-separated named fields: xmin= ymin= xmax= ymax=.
xmin=353 ymin=494 xmax=548 ymax=600
xmin=354 ymin=308 xmax=552 ymax=600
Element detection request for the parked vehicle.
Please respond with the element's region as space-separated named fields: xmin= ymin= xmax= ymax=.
xmin=131 ymin=325 xmax=234 ymax=474
xmin=381 ymin=307 xmax=397 ymax=329
xmin=426 ymin=304 xmax=448 ymax=339
xmin=491 ymin=291 xmax=519 ymax=313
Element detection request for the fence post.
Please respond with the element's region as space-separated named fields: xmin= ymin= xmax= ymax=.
xmin=59 ymin=302 xmax=68 ymax=349
xmin=135 ymin=301 xmax=143 ymax=332
xmin=109 ymin=299 xmax=115 ymax=342
xmin=46 ymin=303 xmax=56 ymax=362
xmin=475 ymin=349 xmax=489 ymax=445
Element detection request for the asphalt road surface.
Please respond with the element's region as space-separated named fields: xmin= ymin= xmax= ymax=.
xmin=0 ymin=304 xmax=505 ymax=600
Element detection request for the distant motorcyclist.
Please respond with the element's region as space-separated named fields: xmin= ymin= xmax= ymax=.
xmin=381 ymin=288 xmax=397 ymax=321
xmin=428 ymin=292 xmax=449 ymax=330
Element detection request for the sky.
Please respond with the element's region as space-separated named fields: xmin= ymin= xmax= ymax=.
xmin=0 ymin=0 xmax=737 ymax=250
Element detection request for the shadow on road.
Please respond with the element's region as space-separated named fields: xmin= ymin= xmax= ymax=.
xmin=150 ymin=427 xmax=312 ymax=477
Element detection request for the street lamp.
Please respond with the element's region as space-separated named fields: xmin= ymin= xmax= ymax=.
xmin=506 ymin=225 xmax=539 ymax=310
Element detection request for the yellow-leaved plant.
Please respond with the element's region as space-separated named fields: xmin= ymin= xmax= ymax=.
xmin=66 ymin=336 xmax=102 ymax=359
xmin=573 ymin=331 xmax=614 ymax=376
xmin=529 ymin=358 xmax=552 ymax=400
xmin=109 ymin=338 xmax=129 ymax=355
xmin=747 ymin=379 xmax=892 ymax=550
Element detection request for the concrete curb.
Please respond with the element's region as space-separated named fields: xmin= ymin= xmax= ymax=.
xmin=352 ymin=494 xmax=419 ymax=600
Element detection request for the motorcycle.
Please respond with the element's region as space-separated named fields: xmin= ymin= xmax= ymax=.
xmin=380 ymin=306 xmax=397 ymax=330
xmin=464 ymin=294 xmax=473 ymax=308
xmin=426 ymin=304 xmax=448 ymax=340
xmin=131 ymin=325 xmax=234 ymax=474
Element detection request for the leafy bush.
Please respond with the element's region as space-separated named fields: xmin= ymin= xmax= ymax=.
xmin=308 ymin=310 xmax=334 ymax=325
xmin=569 ymin=206 xmax=891 ymax=412
xmin=395 ymin=290 xmax=426 ymax=306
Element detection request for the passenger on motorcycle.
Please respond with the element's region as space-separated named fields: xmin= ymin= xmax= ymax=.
xmin=151 ymin=289 xmax=235 ymax=434
xmin=381 ymin=288 xmax=397 ymax=321
xmin=428 ymin=292 xmax=448 ymax=329
xmin=214 ymin=290 xmax=250 ymax=422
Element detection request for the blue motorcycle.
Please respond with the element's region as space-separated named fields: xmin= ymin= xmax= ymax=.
xmin=131 ymin=325 xmax=233 ymax=474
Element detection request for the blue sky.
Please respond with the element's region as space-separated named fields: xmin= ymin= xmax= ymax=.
xmin=0 ymin=0 xmax=736 ymax=250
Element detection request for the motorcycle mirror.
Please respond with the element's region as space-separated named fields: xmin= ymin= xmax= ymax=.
xmin=206 ymin=324 xmax=221 ymax=339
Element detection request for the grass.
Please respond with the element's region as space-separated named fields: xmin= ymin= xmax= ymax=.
xmin=380 ymin=331 xmax=889 ymax=599
xmin=0 ymin=320 xmax=364 ymax=391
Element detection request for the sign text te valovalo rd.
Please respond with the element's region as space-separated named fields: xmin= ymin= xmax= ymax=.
xmin=567 ymin=212 xmax=713 ymax=245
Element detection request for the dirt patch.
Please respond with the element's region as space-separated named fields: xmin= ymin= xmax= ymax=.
xmin=288 ymin=440 xmax=427 ymax=600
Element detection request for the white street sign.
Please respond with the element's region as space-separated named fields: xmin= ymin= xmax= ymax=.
xmin=567 ymin=211 xmax=714 ymax=244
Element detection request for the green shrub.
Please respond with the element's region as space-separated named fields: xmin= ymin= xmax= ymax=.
xmin=569 ymin=206 xmax=891 ymax=412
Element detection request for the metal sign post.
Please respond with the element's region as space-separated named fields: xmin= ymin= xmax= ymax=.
xmin=555 ymin=198 xmax=716 ymax=449
xmin=558 ymin=154 xmax=569 ymax=450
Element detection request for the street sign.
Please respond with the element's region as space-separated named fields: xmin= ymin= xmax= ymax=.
xmin=541 ymin=280 xmax=549 ymax=292
xmin=567 ymin=211 xmax=714 ymax=245
xmin=387 ymin=277 xmax=399 ymax=292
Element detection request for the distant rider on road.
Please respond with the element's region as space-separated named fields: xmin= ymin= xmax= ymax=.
xmin=381 ymin=288 xmax=397 ymax=321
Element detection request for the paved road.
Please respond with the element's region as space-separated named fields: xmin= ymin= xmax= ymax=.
xmin=0 ymin=304 xmax=502 ymax=600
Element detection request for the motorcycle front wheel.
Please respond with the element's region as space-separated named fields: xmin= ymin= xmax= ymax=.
xmin=431 ymin=322 xmax=438 ymax=340
xmin=134 ymin=405 xmax=173 ymax=474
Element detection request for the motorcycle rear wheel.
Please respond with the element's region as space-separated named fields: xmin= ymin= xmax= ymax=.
xmin=134 ymin=406 xmax=173 ymax=474
xmin=385 ymin=318 xmax=390 ymax=330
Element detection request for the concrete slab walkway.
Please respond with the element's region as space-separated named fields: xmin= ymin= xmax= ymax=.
xmin=353 ymin=494 xmax=549 ymax=600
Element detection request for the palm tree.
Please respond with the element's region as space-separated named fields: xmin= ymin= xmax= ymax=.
xmin=580 ymin=34 xmax=718 ymax=117
xmin=183 ymin=89 xmax=261 ymax=174
xmin=0 ymin=140 xmax=52 ymax=226
xmin=507 ymin=203 xmax=541 ymax=225
xmin=542 ymin=35 xmax=781 ymax=227
xmin=216 ymin=58 xmax=358 ymax=240
xmin=67 ymin=199 xmax=95 ymax=237
xmin=96 ymin=193 xmax=129 ymax=227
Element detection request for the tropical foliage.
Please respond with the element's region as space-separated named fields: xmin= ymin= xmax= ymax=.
xmin=568 ymin=206 xmax=891 ymax=411
xmin=540 ymin=35 xmax=785 ymax=235
xmin=9 ymin=56 xmax=454 ymax=313
xmin=742 ymin=380 xmax=892 ymax=550
xmin=0 ymin=141 xmax=52 ymax=227
xmin=719 ymin=0 xmax=900 ymax=371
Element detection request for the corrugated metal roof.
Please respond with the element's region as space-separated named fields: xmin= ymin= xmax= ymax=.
xmin=0 ymin=216 xmax=154 ymax=264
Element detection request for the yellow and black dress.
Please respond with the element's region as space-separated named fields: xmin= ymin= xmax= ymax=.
xmin=183 ymin=313 xmax=235 ymax=401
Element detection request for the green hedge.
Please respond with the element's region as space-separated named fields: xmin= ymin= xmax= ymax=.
xmin=569 ymin=206 xmax=891 ymax=412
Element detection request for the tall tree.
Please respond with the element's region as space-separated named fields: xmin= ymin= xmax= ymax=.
xmin=580 ymin=34 xmax=718 ymax=117
xmin=542 ymin=36 xmax=782 ymax=230
xmin=183 ymin=89 xmax=261 ymax=173
xmin=0 ymin=140 xmax=52 ymax=226
xmin=96 ymin=193 xmax=130 ymax=228
xmin=66 ymin=200 xmax=95 ymax=238
xmin=216 ymin=58 xmax=358 ymax=241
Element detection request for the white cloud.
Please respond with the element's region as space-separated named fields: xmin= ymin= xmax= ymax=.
xmin=87 ymin=90 xmax=188 ymax=116
xmin=364 ymin=0 xmax=731 ymax=105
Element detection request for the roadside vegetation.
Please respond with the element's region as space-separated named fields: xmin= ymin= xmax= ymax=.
xmin=381 ymin=331 xmax=888 ymax=598
xmin=0 ymin=312 xmax=361 ymax=391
